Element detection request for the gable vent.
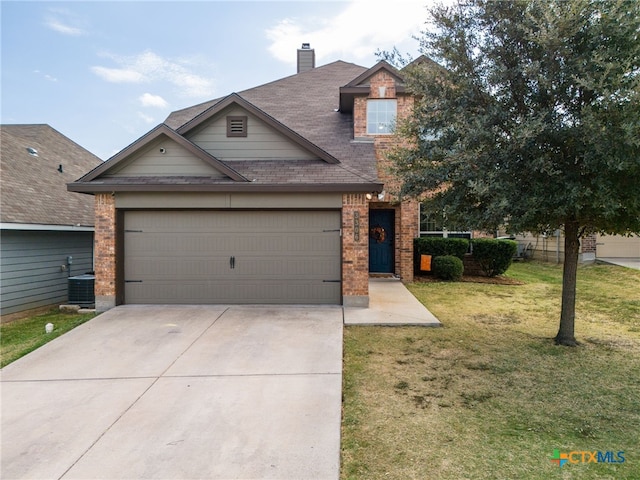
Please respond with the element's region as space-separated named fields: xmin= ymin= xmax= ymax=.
xmin=227 ymin=116 xmax=248 ymax=137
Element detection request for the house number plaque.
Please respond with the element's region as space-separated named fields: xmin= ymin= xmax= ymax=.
xmin=354 ymin=211 xmax=360 ymax=241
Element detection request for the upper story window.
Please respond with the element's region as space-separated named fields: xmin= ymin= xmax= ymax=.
xmin=367 ymin=99 xmax=397 ymax=134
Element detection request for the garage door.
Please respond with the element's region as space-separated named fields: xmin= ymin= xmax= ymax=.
xmin=124 ymin=210 xmax=341 ymax=304
xmin=596 ymin=234 xmax=640 ymax=258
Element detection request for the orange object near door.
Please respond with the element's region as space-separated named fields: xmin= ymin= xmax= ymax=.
xmin=420 ymin=254 xmax=432 ymax=271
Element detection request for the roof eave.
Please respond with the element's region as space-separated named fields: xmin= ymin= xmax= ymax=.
xmin=67 ymin=182 xmax=383 ymax=194
xmin=338 ymin=86 xmax=407 ymax=113
xmin=75 ymin=124 xmax=249 ymax=183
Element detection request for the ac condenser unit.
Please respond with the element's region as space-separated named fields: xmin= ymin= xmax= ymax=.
xmin=68 ymin=274 xmax=95 ymax=307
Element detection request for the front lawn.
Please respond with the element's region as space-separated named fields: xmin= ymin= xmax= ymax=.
xmin=1 ymin=310 xmax=96 ymax=368
xmin=341 ymin=261 xmax=640 ymax=479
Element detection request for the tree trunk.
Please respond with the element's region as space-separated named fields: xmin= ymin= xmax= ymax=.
xmin=555 ymin=220 xmax=580 ymax=346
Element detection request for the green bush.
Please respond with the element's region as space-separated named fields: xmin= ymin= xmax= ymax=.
xmin=414 ymin=237 xmax=469 ymax=273
xmin=471 ymin=238 xmax=518 ymax=277
xmin=432 ymin=255 xmax=464 ymax=281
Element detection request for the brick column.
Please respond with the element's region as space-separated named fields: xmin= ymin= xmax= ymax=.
xmin=94 ymin=193 xmax=116 ymax=311
xmin=342 ymin=193 xmax=369 ymax=307
xmin=399 ymin=199 xmax=418 ymax=282
xmin=580 ymin=233 xmax=597 ymax=263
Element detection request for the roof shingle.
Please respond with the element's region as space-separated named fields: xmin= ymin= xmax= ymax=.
xmin=166 ymin=60 xmax=379 ymax=183
xmin=1 ymin=124 xmax=103 ymax=226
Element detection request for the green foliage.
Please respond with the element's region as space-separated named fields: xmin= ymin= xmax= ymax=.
xmin=432 ymin=255 xmax=464 ymax=281
xmin=471 ymin=239 xmax=518 ymax=277
xmin=391 ymin=0 xmax=640 ymax=236
xmin=388 ymin=0 xmax=640 ymax=345
xmin=414 ymin=237 xmax=469 ymax=273
xmin=414 ymin=237 xmax=469 ymax=259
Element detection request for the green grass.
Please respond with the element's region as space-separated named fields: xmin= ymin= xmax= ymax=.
xmin=1 ymin=310 xmax=96 ymax=368
xmin=341 ymin=261 xmax=640 ymax=480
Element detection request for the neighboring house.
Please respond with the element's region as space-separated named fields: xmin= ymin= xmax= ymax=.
xmin=1 ymin=124 xmax=103 ymax=320
xmin=514 ymin=231 xmax=639 ymax=263
xmin=595 ymin=234 xmax=640 ymax=259
xmin=68 ymin=46 xmax=422 ymax=311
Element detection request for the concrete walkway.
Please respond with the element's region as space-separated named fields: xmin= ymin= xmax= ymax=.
xmin=597 ymin=257 xmax=640 ymax=270
xmin=344 ymin=278 xmax=441 ymax=326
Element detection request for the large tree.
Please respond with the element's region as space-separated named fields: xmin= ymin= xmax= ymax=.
xmin=390 ymin=0 xmax=640 ymax=345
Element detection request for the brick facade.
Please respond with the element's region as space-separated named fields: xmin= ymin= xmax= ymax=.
xmin=353 ymin=69 xmax=420 ymax=284
xmin=581 ymin=234 xmax=596 ymax=254
xmin=342 ymin=193 xmax=370 ymax=306
xmin=94 ymin=193 xmax=117 ymax=311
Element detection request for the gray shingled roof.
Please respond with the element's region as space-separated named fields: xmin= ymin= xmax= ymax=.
xmin=166 ymin=60 xmax=379 ymax=183
xmin=69 ymin=60 xmax=382 ymax=193
xmin=1 ymin=125 xmax=102 ymax=226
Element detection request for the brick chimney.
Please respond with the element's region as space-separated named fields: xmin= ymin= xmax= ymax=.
xmin=297 ymin=43 xmax=315 ymax=73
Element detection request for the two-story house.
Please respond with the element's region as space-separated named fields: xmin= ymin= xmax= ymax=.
xmin=68 ymin=46 xmax=421 ymax=311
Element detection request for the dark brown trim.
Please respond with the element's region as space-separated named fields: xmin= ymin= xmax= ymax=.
xmin=68 ymin=182 xmax=384 ymax=194
xmin=177 ymin=93 xmax=340 ymax=164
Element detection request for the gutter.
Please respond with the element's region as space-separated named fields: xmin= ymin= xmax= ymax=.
xmin=1 ymin=223 xmax=95 ymax=232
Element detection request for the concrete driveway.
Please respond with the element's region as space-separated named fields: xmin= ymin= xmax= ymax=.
xmin=1 ymin=305 xmax=343 ymax=480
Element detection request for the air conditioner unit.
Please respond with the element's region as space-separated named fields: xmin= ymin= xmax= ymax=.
xmin=68 ymin=274 xmax=95 ymax=307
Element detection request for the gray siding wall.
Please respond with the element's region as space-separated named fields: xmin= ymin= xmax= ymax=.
xmin=0 ymin=230 xmax=94 ymax=316
xmin=105 ymin=137 xmax=227 ymax=177
xmin=187 ymin=107 xmax=318 ymax=161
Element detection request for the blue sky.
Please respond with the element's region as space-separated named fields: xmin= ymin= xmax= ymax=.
xmin=1 ymin=1 xmax=431 ymax=161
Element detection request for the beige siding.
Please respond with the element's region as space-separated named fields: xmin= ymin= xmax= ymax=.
xmin=186 ymin=106 xmax=319 ymax=161
xmin=115 ymin=192 xmax=342 ymax=209
xmin=596 ymin=234 xmax=640 ymax=258
xmin=105 ymin=137 xmax=227 ymax=177
xmin=515 ymin=232 xmax=566 ymax=263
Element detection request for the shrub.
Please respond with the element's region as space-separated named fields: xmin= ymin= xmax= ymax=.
xmin=471 ymin=238 xmax=518 ymax=277
xmin=432 ymin=255 xmax=464 ymax=281
xmin=414 ymin=237 xmax=469 ymax=273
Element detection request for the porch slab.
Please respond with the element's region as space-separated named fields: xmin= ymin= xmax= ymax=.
xmin=343 ymin=278 xmax=441 ymax=326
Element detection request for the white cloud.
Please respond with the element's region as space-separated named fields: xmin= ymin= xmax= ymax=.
xmin=137 ymin=112 xmax=155 ymax=124
xmin=266 ymin=0 xmax=428 ymax=66
xmin=91 ymin=66 xmax=144 ymax=83
xmin=91 ymin=50 xmax=215 ymax=98
xmin=44 ymin=9 xmax=87 ymax=36
xmin=46 ymin=19 xmax=85 ymax=36
xmin=139 ymin=93 xmax=169 ymax=108
xmin=33 ymin=70 xmax=58 ymax=82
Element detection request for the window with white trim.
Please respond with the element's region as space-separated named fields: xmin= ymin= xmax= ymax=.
xmin=367 ymin=99 xmax=397 ymax=134
xmin=419 ymin=203 xmax=472 ymax=239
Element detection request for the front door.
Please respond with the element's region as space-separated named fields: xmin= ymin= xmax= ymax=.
xmin=369 ymin=209 xmax=395 ymax=273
